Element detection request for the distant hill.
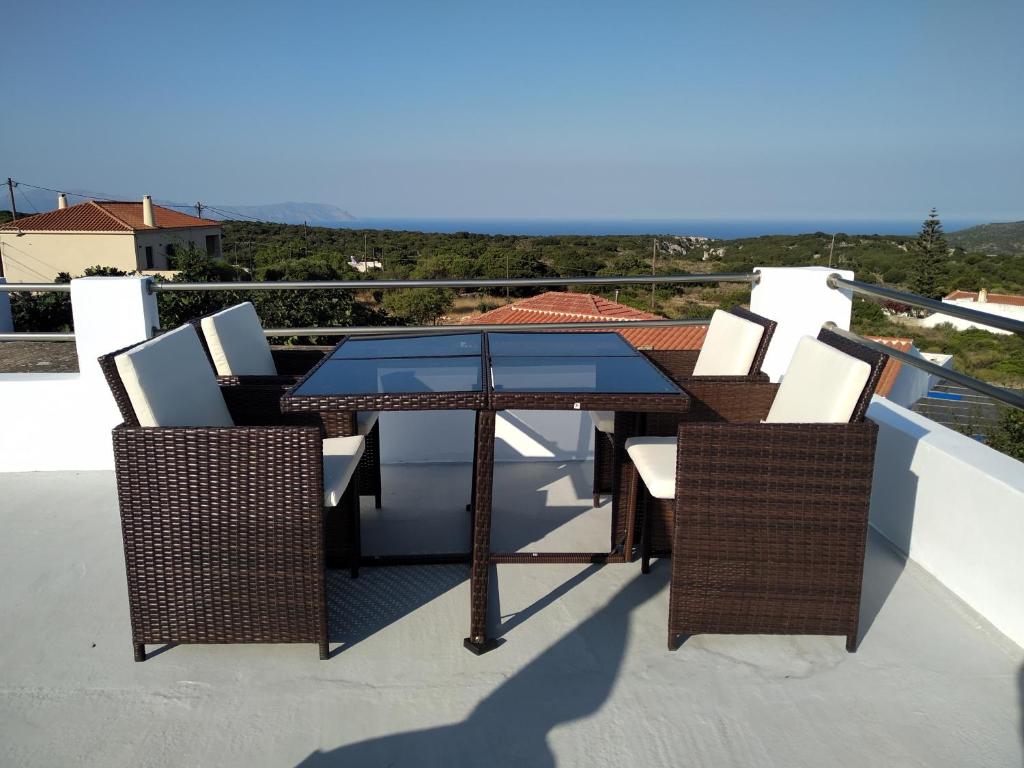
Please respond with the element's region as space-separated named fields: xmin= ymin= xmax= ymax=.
xmin=948 ymin=221 xmax=1024 ymax=255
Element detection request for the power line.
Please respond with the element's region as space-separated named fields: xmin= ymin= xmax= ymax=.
xmin=10 ymin=178 xmax=283 ymax=225
xmin=17 ymin=187 xmax=38 ymax=213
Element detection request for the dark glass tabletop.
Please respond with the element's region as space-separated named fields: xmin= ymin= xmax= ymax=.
xmin=286 ymin=330 xmax=685 ymax=403
xmin=490 ymin=355 xmax=679 ymax=394
xmin=486 ymin=331 xmax=636 ymax=357
xmin=292 ymin=357 xmax=483 ymax=395
xmin=331 ymin=333 xmax=482 ymax=359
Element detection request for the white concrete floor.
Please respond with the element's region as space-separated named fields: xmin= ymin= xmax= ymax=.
xmin=0 ymin=464 xmax=1022 ymax=768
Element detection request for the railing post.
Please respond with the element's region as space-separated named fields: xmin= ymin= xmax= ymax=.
xmin=0 ymin=278 xmax=12 ymax=333
xmin=750 ymin=266 xmax=854 ymax=381
xmin=70 ymin=276 xmax=159 ymax=382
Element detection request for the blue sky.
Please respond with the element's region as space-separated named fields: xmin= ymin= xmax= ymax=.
xmin=5 ymin=0 xmax=1023 ymax=220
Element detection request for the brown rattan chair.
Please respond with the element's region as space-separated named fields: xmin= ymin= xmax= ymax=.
xmin=193 ymin=302 xmax=384 ymax=509
xmin=625 ymin=328 xmax=888 ymax=651
xmin=590 ymin=306 xmax=777 ymax=505
xmin=99 ymin=324 xmax=365 ymax=662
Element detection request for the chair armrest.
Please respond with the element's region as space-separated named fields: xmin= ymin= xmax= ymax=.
xmin=642 ymin=350 xmax=700 ymax=381
xmin=113 ymin=423 xmax=325 ymax=518
xmin=270 ymin=347 xmax=330 ymax=377
xmin=219 ymin=383 xmax=322 ymax=429
xmin=674 ymin=421 xmax=878 ymax=512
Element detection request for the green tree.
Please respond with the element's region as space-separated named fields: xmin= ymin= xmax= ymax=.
xmin=380 ymin=288 xmax=454 ymax=325
xmin=986 ymin=408 xmax=1024 ymax=462
xmin=910 ymin=209 xmax=949 ymax=299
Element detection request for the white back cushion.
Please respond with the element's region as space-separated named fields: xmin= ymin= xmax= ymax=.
xmin=692 ymin=309 xmax=765 ymax=376
xmin=200 ymin=302 xmax=277 ymax=376
xmin=765 ymin=336 xmax=872 ymax=424
xmin=114 ymin=325 xmax=234 ymax=427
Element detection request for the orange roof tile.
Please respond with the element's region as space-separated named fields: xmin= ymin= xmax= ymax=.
xmin=865 ymin=336 xmax=914 ymax=397
xmin=944 ymin=290 xmax=1024 ymax=307
xmin=464 ymin=292 xmax=708 ymax=350
xmin=0 ymin=200 xmax=220 ymax=233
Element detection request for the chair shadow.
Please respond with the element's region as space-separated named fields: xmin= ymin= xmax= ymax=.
xmin=299 ymin=568 xmax=668 ymax=767
xmin=856 ymin=406 xmax=922 ymax=648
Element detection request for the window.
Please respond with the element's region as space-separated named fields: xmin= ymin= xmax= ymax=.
xmin=144 ymin=246 xmax=153 ymax=270
xmin=166 ymin=243 xmax=175 ymax=257
xmin=205 ymin=234 xmax=220 ymax=257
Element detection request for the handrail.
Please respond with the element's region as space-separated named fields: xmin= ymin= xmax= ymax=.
xmin=823 ymin=323 xmax=1024 ymax=411
xmin=262 ymin=318 xmax=710 ymax=337
xmin=0 ymin=283 xmax=71 ymax=293
xmin=149 ymin=273 xmax=758 ymax=292
xmin=0 ymin=332 xmax=75 ymax=341
xmin=828 ymin=274 xmax=1024 ymax=336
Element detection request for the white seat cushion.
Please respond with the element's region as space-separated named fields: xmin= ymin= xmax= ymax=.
xmin=692 ymin=309 xmax=766 ymax=376
xmin=590 ymin=410 xmax=615 ymax=434
xmin=357 ymin=411 xmax=379 ymax=436
xmin=114 ymin=325 xmax=234 ymax=428
xmin=765 ymin=336 xmax=872 ymax=424
xmin=625 ymin=437 xmax=677 ymax=499
xmin=322 ymin=436 xmax=366 ymax=507
xmin=200 ymin=302 xmax=278 ymax=376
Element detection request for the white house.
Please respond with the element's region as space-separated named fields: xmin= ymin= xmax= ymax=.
xmin=920 ymin=288 xmax=1024 ymax=335
xmin=0 ymin=195 xmax=222 ymax=282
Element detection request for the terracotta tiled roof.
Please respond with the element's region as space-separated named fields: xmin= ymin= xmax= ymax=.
xmin=0 ymin=201 xmax=220 ymax=232
xmin=464 ymin=292 xmax=708 ymax=350
xmin=944 ymin=290 xmax=1024 ymax=307
xmin=865 ymin=336 xmax=914 ymax=397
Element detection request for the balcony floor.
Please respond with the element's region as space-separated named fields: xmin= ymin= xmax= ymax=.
xmin=1 ymin=463 xmax=1022 ymax=767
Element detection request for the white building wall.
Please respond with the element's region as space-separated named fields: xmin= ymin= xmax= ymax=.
xmin=0 ymin=232 xmax=136 ymax=282
xmin=133 ymin=227 xmax=222 ymax=270
xmin=919 ymin=299 xmax=1024 ymax=335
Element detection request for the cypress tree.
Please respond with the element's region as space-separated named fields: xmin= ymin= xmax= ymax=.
xmin=910 ymin=208 xmax=948 ymax=299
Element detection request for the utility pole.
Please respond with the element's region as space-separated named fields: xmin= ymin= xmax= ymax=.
xmin=828 ymin=233 xmax=836 ymax=268
xmin=650 ymin=238 xmax=658 ymax=310
xmin=505 ymin=251 xmax=510 ymax=299
xmin=6 ymin=178 xmax=17 ymax=222
xmin=195 ymin=201 xmax=204 ymax=219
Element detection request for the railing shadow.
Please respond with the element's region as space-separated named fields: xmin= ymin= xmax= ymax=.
xmin=300 ymin=568 xmax=668 ymax=767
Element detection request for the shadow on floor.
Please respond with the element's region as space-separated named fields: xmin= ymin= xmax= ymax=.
xmin=301 ymin=568 xmax=668 ymax=767
xmin=327 ymin=566 xmax=467 ymax=653
xmin=856 ymin=529 xmax=907 ymax=649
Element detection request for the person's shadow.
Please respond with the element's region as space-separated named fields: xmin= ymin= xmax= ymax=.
xmin=298 ymin=568 xmax=668 ymax=767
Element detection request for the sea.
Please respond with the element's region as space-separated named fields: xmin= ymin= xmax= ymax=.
xmin=306 ymin=218 xmax=984 ymax=238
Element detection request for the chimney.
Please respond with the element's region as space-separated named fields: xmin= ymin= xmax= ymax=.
xmin=978 ymin=288 xmax=988 ymax=303
xmin=142 ymin=195 xmax=155 ymax=227
xmin=58 ymin=193 xmax=68 ymax=209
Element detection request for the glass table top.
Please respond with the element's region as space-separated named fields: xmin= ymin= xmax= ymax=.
xmin=490 ymin=356 xmax=680 ymax=394
xmin=331 ymin=333 xmax=482 ymax=359
xmin=294 ymin=357 xmax=482 ymax=395
xmin=486 ymin=331 xmax=637 ymax=357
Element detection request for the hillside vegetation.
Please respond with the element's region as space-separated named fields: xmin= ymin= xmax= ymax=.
xmin=947 ymin=221 xmax=1024 ymax=255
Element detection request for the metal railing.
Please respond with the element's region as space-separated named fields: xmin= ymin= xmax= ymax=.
xmin=828 ymin=273 xmax=1024 ymax=411
xmin=148 ymin=273 xmax=757 ymax=292
xmin=823 ymin=323 xmax=1024 ymax=411
xmin=828 ymin=275 xmax=1024 ymax=336
xmin=0 ymin=272 xmax=755 ymax=341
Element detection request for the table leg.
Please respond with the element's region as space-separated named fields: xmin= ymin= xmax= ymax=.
xmin=465 ymin=409 xmax=500 ymax=655
xmin=611 ymin=412 xmax=642 ymax=558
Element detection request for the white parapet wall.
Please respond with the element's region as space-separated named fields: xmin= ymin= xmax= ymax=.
xmin=750 ymin=266 xmax=853 ymax=382
xmin=868 ymin=397 xmax=1024 ymax=648
xmin=0 ymin=277 xmax=157 ymax=472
